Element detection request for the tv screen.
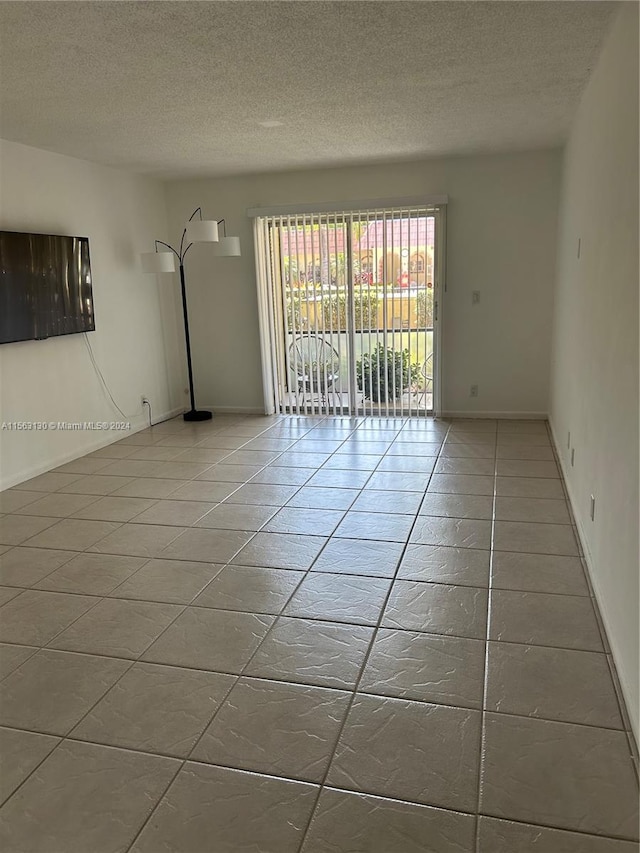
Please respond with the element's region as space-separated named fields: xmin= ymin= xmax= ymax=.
xmin=0 ymin=230 xmax=95 ymax=345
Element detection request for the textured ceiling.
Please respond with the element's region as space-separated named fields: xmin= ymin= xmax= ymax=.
xmin=0 ymin=1 xmax=617 ymax=178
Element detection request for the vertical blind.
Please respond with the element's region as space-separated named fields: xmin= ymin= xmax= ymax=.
xmin=253 ymin=204 xmax=444 ymax=418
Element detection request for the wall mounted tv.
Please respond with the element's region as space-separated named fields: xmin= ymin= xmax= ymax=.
xmin=0 ymin=230 xmax=95 ymax=345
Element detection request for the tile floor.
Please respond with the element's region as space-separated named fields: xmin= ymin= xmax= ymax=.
xmin=0 ymin=414 xmax=638 ymax=852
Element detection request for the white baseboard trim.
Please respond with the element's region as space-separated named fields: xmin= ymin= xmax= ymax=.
xmin=209 ymin=406 xmax=267 ymax=415
xmin=153 ymin=406 xmax=188 ymax=424
xmin=549 ymin=418 xmax=639 ymax=746
xmin=206 ymin=408 xmax=549 ymax=420
xmin=440 ymin=410 xmax=548 ymax=420
xmin=1 ymin=405 xmax=184 ymax=492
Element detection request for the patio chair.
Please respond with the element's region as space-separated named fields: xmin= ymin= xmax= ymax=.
xmin=412 ymin=352 xmax=433 ymax=408
xmin=289 ymin=334 xmax=341 ymax=402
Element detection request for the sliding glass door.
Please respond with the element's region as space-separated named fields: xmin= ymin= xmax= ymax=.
xmin=254 ymin=205 xmax=444 ymax=417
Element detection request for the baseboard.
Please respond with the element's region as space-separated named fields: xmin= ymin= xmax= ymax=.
xmin=1 ymin=405 xmax=184 ymax=492
xmin=208 ymin=406 xmax=267 ymax=415
xmin=153 ymin=406 xmax=187 ymax=423
xmin=207 ymin=407 xmax=549 ymax=419
xmin=549 ymin=418 xmax=639 ymax=749
xmin=440 ymin=410 xmax=548 ymax=420
xmin=199 ymin=405 xmax=549 ymax=420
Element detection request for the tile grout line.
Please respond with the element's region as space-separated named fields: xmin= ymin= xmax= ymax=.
xmin=0 ymin=730 xmax=64 ymax=810
xmin=1 ymin=639 xmax=629 ymax=736
xmin=238 ymin=415 xmax=438 ymax=849
xmin=3 ymin=654 xmax=635 ymax=753
xmin=121 ymin=424 xmax=349 ymax=853
xmin=21 ymin=728 xmax=615 ymax=848
xmin=293 ymin=416 xmax=453 ymax=853
xmin=0 ymin=551 xmax=606 ymax=602
xmin=123 ymin=673 xmax=241 ymax=852
xmin=39 ymin=417 xmax=293 ymax=848
xmin=473 ymin=422 xmax=500 ymax=852
xmin=3 ymin=415 xmax=635 ymax=848
xmin=1 ymin=619 xmax=618 ymax=672
xmin=244 ymin=415 xmax=443 ymax=584
xmin=0 ymin=533 xmax=206 ymax=803
xmin=0 ymin=597 xmax=153 ymax=808
xmin=3 ymin=534 xmax=589 ymax=562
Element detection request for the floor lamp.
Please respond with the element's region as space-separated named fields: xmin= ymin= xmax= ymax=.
xmin=141 ymin=208 xmax=241 ymax=422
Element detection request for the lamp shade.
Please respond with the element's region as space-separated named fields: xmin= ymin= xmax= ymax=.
xmin=215 ymin=236 xmax=241 ymax=257
xmin=186 ymin=219 xmax=219 ymax=243
xmin=141 ymin=251 xmax=176 ymax=273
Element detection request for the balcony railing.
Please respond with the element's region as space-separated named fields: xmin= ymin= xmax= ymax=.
xmin=283 ymin=328 xmax=434 ymax=415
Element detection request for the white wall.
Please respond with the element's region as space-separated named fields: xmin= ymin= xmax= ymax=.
xmin=0 ymin=140 xmax=185 ymax=489
xmin=550 ymin=3 xmax=639 ymax=738
xmin=165 ymin=149 xmax=561 ymax=415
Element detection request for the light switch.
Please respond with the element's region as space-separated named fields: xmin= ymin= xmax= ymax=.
xmin=472 ymin=291 xmax=480 ymax=305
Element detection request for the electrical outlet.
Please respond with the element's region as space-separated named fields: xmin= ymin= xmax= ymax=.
xmin=470 ymin=384 xmax=479 ymax=398
xmin=472 ymin=290 xmax=481 ymax=305
xmin=590 ymin=494 xmax=595 ymax=521
xmin=567 ymin=431 xmax=571 ymax=449
xmin=571 ymin=448 xmax=575 ymax=467
xmin=141 ymin=396 xmax=150 ymax=407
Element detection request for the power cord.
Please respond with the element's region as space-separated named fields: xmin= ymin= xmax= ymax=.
xmin=142 ymin=398 xmax=153 ymax=427
xmin=83 ymin=333 xmax=138 ymax=421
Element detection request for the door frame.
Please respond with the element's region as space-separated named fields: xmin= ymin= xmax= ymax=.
xmin=432 ymin=206 xmax=446 ymax=418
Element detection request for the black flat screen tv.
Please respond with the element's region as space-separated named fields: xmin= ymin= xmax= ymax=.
xmin=0 ymin=230 xmax=95 ymax=345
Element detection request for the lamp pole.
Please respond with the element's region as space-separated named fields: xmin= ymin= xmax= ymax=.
xmin=142 ymin=208 xmax=240 ymax=422
xmin=178 ymin=258 xmax=199 ymax=418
